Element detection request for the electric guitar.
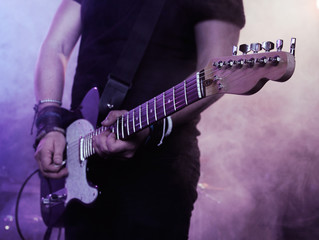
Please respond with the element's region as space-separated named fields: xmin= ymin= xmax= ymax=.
xmin=40 ymin=39 xmax=296 ymax=227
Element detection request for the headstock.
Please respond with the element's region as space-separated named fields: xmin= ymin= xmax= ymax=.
xmin=202 ymin=38 xmax=296 ymax=96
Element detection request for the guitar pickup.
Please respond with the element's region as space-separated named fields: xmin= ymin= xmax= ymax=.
xmin=42 ymin=188 xmax=67 ymax=207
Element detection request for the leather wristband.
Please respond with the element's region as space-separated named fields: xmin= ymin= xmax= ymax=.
xmin=33 ymin=106 xmax=82 ymax=149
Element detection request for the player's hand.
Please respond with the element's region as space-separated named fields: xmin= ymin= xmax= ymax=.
xmin=34 ymin=131 xmax=68 ymax=178
xmin=93 ymin=110 xmax=149 ymax=159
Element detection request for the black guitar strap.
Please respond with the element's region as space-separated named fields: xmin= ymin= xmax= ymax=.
xmin=98 ymin=0 xmax=167 ymax=120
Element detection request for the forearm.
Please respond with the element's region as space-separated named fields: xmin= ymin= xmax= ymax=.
xmin=170 ymin=20 xmax=240 ymax=127
xmin=34 ymin=43 xmax=67 ymax=110
xmin=34 ymin=0 xmax=82 ymax=110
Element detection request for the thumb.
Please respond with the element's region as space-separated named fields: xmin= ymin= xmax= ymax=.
xmin=52 ymin=135 xmax=66 ymax=166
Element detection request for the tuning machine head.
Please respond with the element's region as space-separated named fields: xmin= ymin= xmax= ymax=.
xmin=250 ymin=43 xmax=262 ymax=53
xmin=290 ymin=37 xmax=296 ymax=56
xmin=239 ymin=44 xmax=251 ymax=55
xmin=276 ymin=39 xmax=283 ymax=51
xmin=262 ymin=41 xmax=275 ymax=52
xmin=232 ymin=45 xmax=238 ymax=56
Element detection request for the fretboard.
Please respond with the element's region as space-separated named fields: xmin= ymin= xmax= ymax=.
xmin=80 ymin=70 xmax=206 ymax=160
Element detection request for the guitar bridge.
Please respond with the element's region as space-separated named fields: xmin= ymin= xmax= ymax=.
xmin=42 ymin=188 xmax=67 ymax=207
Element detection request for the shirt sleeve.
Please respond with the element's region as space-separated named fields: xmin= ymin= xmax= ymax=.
xmin=188 ymin=0 xmax=245 ymax=28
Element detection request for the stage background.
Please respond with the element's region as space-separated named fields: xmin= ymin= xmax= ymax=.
xmin=0 ymin=0 xmax=318 ymax=239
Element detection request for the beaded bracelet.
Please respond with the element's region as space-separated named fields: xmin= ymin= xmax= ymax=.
xmin=38 ymin=99 xmax=62 ymax=105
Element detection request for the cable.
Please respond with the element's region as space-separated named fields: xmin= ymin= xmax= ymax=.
xmin=15 ymin=169 xmax=40 ymax=240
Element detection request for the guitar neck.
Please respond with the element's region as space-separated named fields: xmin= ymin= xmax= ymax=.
xmin=79 ymin=70 xmax=206 ymax=159
xmin=104 ymin=71 xmax=205 ymax=139
xmin=79 ymin=41 xmax=296 ymax=160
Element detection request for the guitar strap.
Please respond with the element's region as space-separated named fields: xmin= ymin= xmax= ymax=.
xmin=98 ymin=0 xmax=167 ymax=121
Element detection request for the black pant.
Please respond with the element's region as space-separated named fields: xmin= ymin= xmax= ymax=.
xmin=64 ymin=151 xmax=199 ymax=240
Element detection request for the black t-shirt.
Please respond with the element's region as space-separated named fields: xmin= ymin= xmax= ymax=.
xmin=71 ymin=0 xmax=245 ymax=111
xmin=71 ymin=0 xmax=245 ymax=187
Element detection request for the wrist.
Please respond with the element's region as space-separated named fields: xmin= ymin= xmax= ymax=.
xmin=32 ymin=105 xmax=82 ymax=149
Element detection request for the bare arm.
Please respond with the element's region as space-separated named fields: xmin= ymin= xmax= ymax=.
xmin=171 ymin=20 xmax=241 ymax=126
xmin=34 ymin=0 xmax=81 ymax=178
xmin=35 ymin=0 xmax=82 ymax=110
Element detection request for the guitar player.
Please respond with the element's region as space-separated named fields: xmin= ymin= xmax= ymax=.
xmin=33 ymin=0 xmax=245 ymax=239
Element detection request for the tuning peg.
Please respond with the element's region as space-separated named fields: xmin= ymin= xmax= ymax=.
xmin=250 ymin=43 xmax=262 ymax=53
xmin=232 ymin=46 xmax=238 ymax=56
xmin=290 ymin=37 xmax=296 ymax=56
xmin=239 ymin=44 xmax=251 ymax=55
xmin=276 ymin=39 xmax=283 ymax=51
xmin=262 ymin=41 xmax=274 ymax=52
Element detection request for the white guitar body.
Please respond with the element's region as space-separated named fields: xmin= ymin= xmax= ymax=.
xmin=65 ymin=119 xmax=98 ymax=205
xmin=40 ymin=88 xmax=100 ymax=227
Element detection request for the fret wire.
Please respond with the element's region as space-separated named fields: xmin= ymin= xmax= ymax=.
xmin=173 ymin=86 xmax=176 ymax=111
xmin=121 ymin=115 xmax=124 ymax=139
xmin=139 ymin=105 xmax=142 ymax=129
xmin=132 ymin=109 xmax=136 ymax=133
xmin=154 ymin=97 xmax=157 ymax=121
xmin=146 ymin=101 xmax=149 ymax=125
xmin=162 ymin=92 xmax=166 ymax=116
xmin=127 ymin=112 xmax=130 ymax=136
xmin=184 ymin=80 xmax=188 ymax=105
xmin=196 ymin=71 xmax=203 ymax=99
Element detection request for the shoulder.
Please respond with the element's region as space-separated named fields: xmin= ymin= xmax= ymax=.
xmin=184 ymin=0 xmax=245 ymax=28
